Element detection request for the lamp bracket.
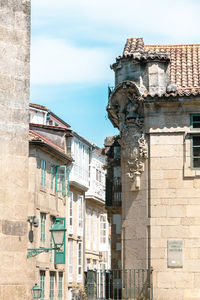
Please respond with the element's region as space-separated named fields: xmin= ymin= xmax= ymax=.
xmin=27 ymin=247 xmax=55 ymax=258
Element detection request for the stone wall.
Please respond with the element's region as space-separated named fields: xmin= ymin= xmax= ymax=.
xmin=0 ymin=1 xmax=30 ymax=299
xmin=146 ymin=101 xmax=200 ymax=300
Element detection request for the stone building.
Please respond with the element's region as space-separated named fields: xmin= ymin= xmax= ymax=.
xmin=29 ymin=103 xmax=110 ymax=299
xmin=28 ymin=124 xmax=72 ymax=300
xmin=107 ymin=38 xmax=200 ymax=300
xmin=85 ymin=146 xmax=110 ymax=271
xmin=0 ymin=1 xmax=31 ymax=299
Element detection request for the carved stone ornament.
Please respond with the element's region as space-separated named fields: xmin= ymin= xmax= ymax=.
xmin=120 ymin=120 xmax=147 ymax=191
xmin=108 ymin=81 xmax=147 ymax=191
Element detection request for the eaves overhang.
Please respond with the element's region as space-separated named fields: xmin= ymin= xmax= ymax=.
xmin=29 ymin=140 xmax=73 ymax=165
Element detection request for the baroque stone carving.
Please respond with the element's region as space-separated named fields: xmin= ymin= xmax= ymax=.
xmin=108 ymin=82 xmax=148 ymax=190
xmin=119 ymin=116 xmax=147 ymax=190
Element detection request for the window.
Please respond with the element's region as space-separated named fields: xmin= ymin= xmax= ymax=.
xmin=86 ymin=210 xmax=91 ymax=250
xmin=55 ymin=165 xmax=70 ymax=196
xmin=50 ymin=272 xmax=55 ymax=300
xmin=40 ymin=213 xmax=46 ymax=244
xmin=40 ymin=271 xmax=45 ymax=300
xmin=96 ymin=169 xmax=101 ymax=182
xmin=191 ymin=135 xmax=200 ymax=168
xmin=51 ymin=165 xmax=55 ymax=191
xmin=58 ymin=273 xmax=63 ymax=299
xmin=87 ymin=258 xmax=91 ymax=270
xmin=68 ymin=239 xmax=73 ymax=283
xmin=77 ymin=195 xmax=83 ymax=236
xmin=66 ymin=138 xmax=72 ymax=154
xmin=191 ymin=114 xmax=200 ymax=129
xmin=93 ymin=212 xmax=97 ymax=251
xmin=116 ymin=242 xmax=121 ymax=251
xmin=41 ymin=159 xmax=46 ymax=188
xmin=93 ymin=259 xmax=97 ymax=269
xmin=68 ymin=192 xmax=73 ymax=234
xmin=114 ymin=146 xmax=121 ymax=158
xmin=100 ymin=215 xmax=107 ymax=251
xmin=77 ymin=241 xmax=82 ymax=282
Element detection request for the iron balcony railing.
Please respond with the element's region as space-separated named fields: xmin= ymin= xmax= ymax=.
xmin=106 ymin=178 xmax=122 ymax=207
xmin=85 ymin=268 xmax=153 ymax=300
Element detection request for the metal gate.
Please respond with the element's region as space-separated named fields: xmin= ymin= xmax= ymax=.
xmin=85 ymin=269 xmax=153 ymax=300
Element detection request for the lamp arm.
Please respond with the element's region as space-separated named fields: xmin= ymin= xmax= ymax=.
xmin=27 ymin=247 xmax=55 ymax=258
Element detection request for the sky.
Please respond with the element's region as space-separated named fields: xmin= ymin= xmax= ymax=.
xmin=30 ymin=0 xmax=200 ymax=147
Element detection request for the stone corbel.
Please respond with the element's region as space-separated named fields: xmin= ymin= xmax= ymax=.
xmin=108 ymin=81 xmax=147 ymax=191
xmin=120 ymin=125 xmax=147 ymax=191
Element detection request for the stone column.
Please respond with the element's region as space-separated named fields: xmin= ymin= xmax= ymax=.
xmin=0 ymin=1 xmax=31 ymax=299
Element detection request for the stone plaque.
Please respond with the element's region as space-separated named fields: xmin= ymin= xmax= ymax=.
xmin=167 ymin=239 xmax=183 ymax=268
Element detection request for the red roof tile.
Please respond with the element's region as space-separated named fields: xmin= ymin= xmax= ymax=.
xmin=121 ymin=38 xmax=200 ymax=97
xmin=29 ymin=103 xmax=49 ymax=111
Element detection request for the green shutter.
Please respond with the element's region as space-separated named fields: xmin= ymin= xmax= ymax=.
xmin=51 ymin=165 xmax=55 ymax=191
xmin=40 ymin=214 xmax=46 ymax=244
xmin=41 ymin=159 xmax=46 ymax=188
xmin=55 ymin=166 xmax=70 ymax=196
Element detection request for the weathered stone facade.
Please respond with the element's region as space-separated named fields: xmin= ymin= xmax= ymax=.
xmin=0 ymin=1 xmax=31 ymax=299
xmin=108 ymin=38 xmax=200 ymax=299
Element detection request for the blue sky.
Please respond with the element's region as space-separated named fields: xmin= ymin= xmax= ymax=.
xmin=30 ymin=0 xmax=200 ymax=147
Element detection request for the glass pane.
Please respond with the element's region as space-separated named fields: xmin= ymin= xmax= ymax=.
xmin=193 ymin=136 xmax=200 ymax=146
xmin=193 ymin=122 xmax=200 ymax=128
xmin=193 ymin=116 xmax=200 ymax=122
xmin=193 ymin=158 xmax=200 ymax=168
xmin=193 ymin=147 xmax=200 ymax=157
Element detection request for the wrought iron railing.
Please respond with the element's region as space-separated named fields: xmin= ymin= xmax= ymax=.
xmin=106 ymin=178 xmax=122 ymax=207
xmin=85 ymin=269 xmax=153 ymax=300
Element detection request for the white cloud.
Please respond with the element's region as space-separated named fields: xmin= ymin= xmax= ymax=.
xmin=32 ymin=0 xmax=200 ymax=42
xmin=30 ymin=38 xmax=113 ymax=85
xmin=31 ymin=0 xmax=200 ymax=85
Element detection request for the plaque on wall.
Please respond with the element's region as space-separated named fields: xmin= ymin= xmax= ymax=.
xmin=167 ymin=240 xmax=183 ymax=268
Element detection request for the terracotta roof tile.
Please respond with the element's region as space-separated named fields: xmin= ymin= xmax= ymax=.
xmin=29 ymin=103 xmax=49 ymax=111
xmin=121 ymin=38 xmax=200 ymax=97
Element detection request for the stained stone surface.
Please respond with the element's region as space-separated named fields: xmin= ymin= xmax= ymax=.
xmin=0 ymin=1 xmax=31 ymax=299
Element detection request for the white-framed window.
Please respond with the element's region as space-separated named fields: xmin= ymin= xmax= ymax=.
xmin=100 ymin=214 xmax=107 ymax=251
xmin=93 ymin=259 xmax=97 ymax=270
xmin=40 ymin=213 xmax=46 ymax=244
xmin=68 ymin=192 xmax=73 ymax=234
xmin=68 ymin=239 xmax=73 ymax=283
xmin=77 ymin=195 xmax=83 ymax=236
xmin=86 ymin=258 xmax=91 ymax=270
xmin=77 ymin=241 xmax=82 ymax=282
xmin=93 ymin=212 xmax=97 ymax=251
xmin=86 ymin=209 xmax=91 ymax=250
xmin=40 ymin=270 xmax=45 ymax=300
xmin=96 ymin=169 xmax=101 ymax=182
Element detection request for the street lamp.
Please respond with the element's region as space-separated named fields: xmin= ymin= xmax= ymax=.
xmin=27 ymin=217 xmax=66 ymax=259
xmin=50 ymin=218 xmax=66 ymax=248
xmin=31 ymin=284 xmax=42 ymax=299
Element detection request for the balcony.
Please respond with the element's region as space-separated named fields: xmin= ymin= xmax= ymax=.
xmin=106 ymin=177 xmax=121 ymax=207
